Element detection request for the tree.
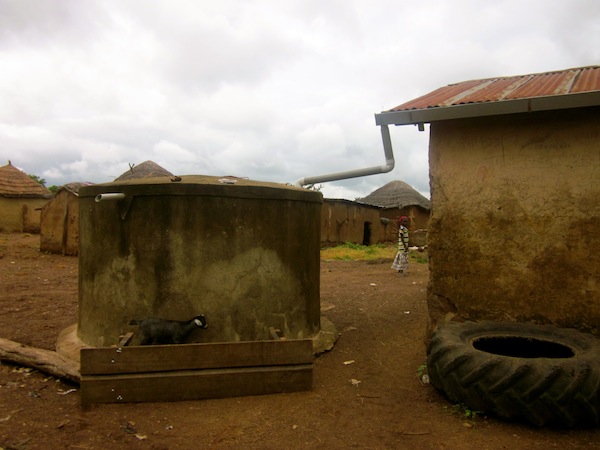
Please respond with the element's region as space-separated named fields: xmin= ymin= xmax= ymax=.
xmin=28 ymin=174 xmax=46 ymax=187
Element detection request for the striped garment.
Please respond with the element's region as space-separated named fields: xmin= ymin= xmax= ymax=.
xmin=391 ymin=225 xmax=409 ymax=272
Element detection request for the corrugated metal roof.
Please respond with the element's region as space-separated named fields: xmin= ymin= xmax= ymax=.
xmin=388 ymin=66 xmax=600 ymax=112
xmin=375 ymin=66 xmax=600 ymax=126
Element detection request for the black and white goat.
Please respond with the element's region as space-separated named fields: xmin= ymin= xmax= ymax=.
xmin=129 ymin=315 xmax=208 ymax=345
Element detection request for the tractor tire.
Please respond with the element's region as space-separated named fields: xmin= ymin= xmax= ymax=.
xmin=427 ymin=321 xmax=600 ymax=427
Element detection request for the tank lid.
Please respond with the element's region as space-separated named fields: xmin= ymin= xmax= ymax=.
xmin=79 ymin=175 xmax=323 ymax=203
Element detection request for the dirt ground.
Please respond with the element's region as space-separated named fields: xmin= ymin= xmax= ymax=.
xmin=1 ymin=233 xmax=599 ymax=450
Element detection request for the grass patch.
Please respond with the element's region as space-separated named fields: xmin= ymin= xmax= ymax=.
xmin=445 ymin=403 xmax=484 ymax=421
xmin=321 ymin=242 xmax=429 ymax=262
xmin=321 ymin=242 xmax=394 ymax=261
xmin=412 ymin=253 xmax=428 ymax=264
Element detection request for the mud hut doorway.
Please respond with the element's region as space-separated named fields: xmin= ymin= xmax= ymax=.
xmin=362 ymin=221 xmax=371 ymax=245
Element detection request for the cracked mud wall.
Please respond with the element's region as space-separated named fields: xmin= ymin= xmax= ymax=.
xmin=427 ymin=107 xmax=600 ymax=337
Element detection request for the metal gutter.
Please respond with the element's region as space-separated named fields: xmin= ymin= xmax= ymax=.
xmin=294 ymin=87 xmax=600 ymax=189
xmin=294 ymin=124 xmax=395 ymax=187
xmin=375 ymin=90 xmax=600 ymax=126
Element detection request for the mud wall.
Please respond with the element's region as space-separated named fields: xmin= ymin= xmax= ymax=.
xmin=427 ymin=107 xmax=600 ymax=336
xmin=379 ymin=206 xmax=430 ymax=247
xmin=321 ymin=200 xmax=430 ymax=246
xmin=40 ymin=190 xmax=80 ymax=255
xmin=0 ymin=197 xmax=48 ymax=233
xmin=321 ymin=200 xmax=388 ymax=245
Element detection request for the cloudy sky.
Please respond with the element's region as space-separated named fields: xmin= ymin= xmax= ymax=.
xmin=1 ymin=0 xmax=599 ymax=199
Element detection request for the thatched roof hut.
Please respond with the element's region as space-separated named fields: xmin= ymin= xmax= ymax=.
xmin=0 ymin=162 xmax=52 ymax=233
xmin=356 ymin=180 xmax=430 ymax=238
xmin=115 ymin=160 xmax=173 ymax=181
xmin=0 ymin=162 xmax=52 ymax=199
xmin=357 ymin=180 xmax=430 ymax=210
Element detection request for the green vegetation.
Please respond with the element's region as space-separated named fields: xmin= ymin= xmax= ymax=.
xmin=450 ymin=403 xmax=483 ymax=420
xmin=28 ymin=173 xmax=46 ymax=186
xmin=320 ymin=242 xmax=394 ymax=261
xmin=416 ymin=363 xmax=428 ymax=379
xmin=320 ymin=241 xmax=429 ymax=262
xmin=412 ymin=253 xmax=428 ymax=264
xmin=28 ymin=173 xmax=60 ymax=194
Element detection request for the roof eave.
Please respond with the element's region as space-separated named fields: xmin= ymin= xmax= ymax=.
xmin=375 ymin=90 xmax=600 ymax=126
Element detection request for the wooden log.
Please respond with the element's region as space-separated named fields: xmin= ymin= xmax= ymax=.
xmin=0 ymin=338 xmax=80 ymax=384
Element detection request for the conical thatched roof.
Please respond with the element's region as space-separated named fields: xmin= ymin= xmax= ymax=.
xmin=115 ymin=160 xmax=174 ymax=181
xmin=0 ymin=162 xmax=52 ymax=198
xmin=357 ymin=180 xmax=430 ymax=210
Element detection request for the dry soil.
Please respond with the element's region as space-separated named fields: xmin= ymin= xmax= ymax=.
xmin=1 ymin=233 xmax=599 ymax=449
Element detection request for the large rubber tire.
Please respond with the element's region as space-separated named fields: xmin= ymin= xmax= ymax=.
xmin=427 ymin=321 xmax=600 ymax=427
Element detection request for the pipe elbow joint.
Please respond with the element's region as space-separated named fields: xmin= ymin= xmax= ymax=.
xmin=384 ymin=158 xmax=395 ymax=172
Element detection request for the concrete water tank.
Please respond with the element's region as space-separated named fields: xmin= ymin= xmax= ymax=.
xmin=77 ymin=176 xmax=322 ymax=347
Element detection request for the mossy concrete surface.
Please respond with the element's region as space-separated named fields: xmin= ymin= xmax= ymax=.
xmin=77 ymin=176 xmax=323 ymax=347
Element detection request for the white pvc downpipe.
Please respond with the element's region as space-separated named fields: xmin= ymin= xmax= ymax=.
xmin=95 ymin=192 xmax=126 ymax=203
xmin=294 ymin=124 xmax=395 ymax=187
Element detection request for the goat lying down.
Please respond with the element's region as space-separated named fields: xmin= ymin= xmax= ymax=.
xmin=129 ymin=315 xmax=208 ymax=345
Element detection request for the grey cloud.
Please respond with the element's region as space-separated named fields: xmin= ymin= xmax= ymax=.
xmin=115 ymin=2 xmax=305 ymax=92
xmin=0 ymin=0 xmax=110 ymax=47
xmin=0 ymin=0 xmax=598 ymax=199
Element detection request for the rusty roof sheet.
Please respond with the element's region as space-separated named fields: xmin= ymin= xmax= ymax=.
xmin=388 ymin=66 xmax=600 ymax=112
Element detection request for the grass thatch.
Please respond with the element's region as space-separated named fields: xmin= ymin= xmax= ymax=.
xmin=115 ymin=160 xmax=174 ymax=181
xmin=357 ymin=180 xmax=430 ymax=210
xmin=0 ymin=163 xmax=52 ymax=198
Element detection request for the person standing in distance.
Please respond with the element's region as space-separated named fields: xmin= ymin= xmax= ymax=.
xmin=391 ymin=216 xmax=409 ymax=276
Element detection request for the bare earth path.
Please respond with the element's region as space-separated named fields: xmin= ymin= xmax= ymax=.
xmin=1 ymin=233 xmax=599 ymax=449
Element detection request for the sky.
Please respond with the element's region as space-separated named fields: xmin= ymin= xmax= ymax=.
xmin=1 ymin=0 xmax=599 ymax=200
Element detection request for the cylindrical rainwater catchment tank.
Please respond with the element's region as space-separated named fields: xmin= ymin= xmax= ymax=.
xmin=77 ymin=176 xmax=322 ymax=347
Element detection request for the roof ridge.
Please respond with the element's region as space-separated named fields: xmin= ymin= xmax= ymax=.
xmin=449 ymin=66 xmax=600 ymax=87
